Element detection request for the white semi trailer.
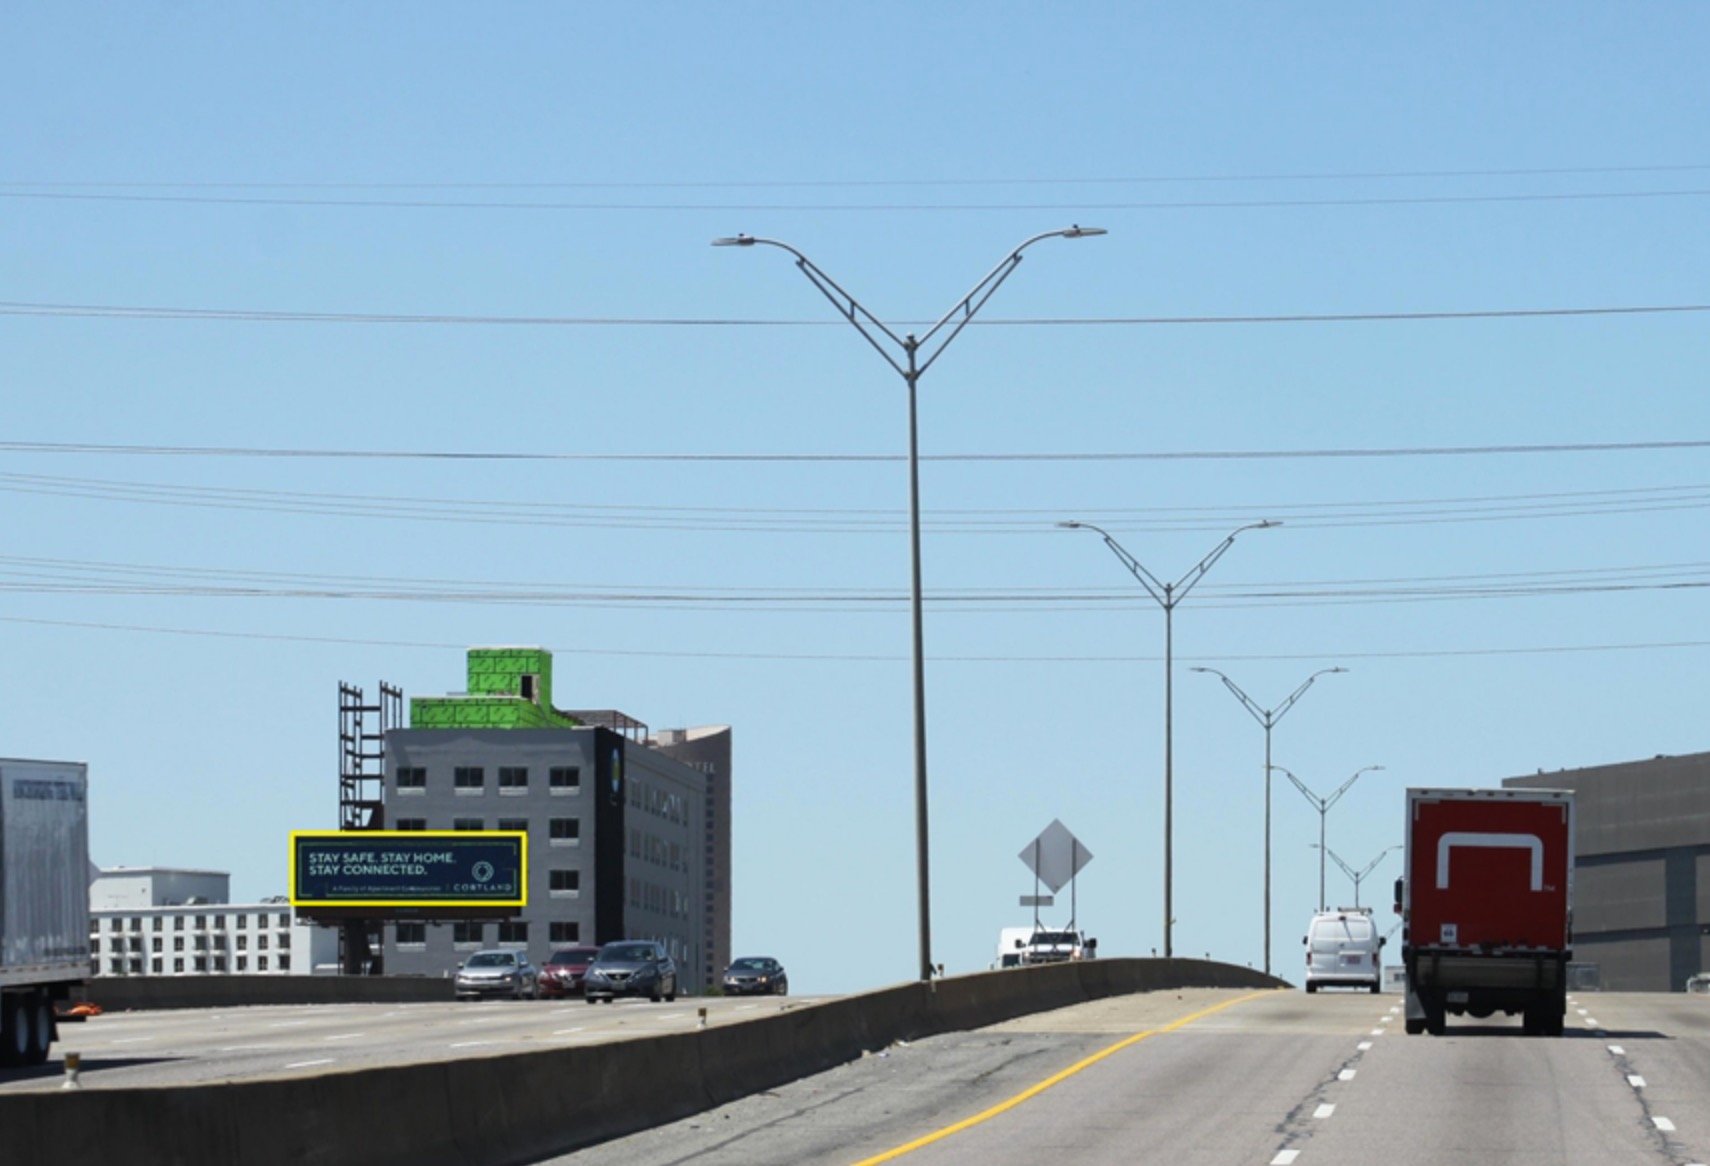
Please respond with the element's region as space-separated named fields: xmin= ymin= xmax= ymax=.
xmin=0 ymin=758 xmax=90 ymax=1066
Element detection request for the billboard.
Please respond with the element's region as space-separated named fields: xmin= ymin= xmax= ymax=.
xmin=289 ymin=831 xmax=527 ymax=909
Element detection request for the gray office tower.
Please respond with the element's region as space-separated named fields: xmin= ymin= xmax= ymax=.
xmin=1505 ymin=752 xmax=1710 ymax=991
xmin=376 ymin=648 xmax=731 ymax=993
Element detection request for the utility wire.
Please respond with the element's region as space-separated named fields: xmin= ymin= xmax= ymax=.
xmin=4 ymin=438 xmax=1710 ymax=464
xmin=5 ymin=613 xmax=1709 ymax=665
xmin=6 ymin=188 xmax=1710 ymax=212
xmin=4 ymin=299 xmax=1708 ymax=327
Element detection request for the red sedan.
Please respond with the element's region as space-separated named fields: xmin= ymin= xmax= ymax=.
xmin=537 ymin=946 xmax=602 ymax=998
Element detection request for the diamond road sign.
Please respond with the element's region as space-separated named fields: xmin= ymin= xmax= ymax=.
xmin=1019 ymin=819 xmax=1092 ymax=893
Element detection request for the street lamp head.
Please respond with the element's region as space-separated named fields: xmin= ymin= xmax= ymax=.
xmin=1256 ymin=519 xmax=1283 ymax=530
xmin=1061 ymin=225 xmax=1109 ymax=238
xmin=1056 ymin=520 xmax=1085 ymax=530
xmin=711 ymin=235 xmax=756 ymax=247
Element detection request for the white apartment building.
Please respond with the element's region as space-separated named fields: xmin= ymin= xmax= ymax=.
xmin=89 ymin=867 xmax=335 ymax=977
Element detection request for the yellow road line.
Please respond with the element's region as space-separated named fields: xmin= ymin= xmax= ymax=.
xmin=850 ymin=989 xmax=1275 ymax=1166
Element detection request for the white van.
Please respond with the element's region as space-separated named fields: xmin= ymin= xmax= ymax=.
xmin=1303 ymin=909 xmax=1383 ymax=993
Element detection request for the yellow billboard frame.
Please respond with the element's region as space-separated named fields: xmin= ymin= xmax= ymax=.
xmin=289 ymin=830 xmax=528 ymax=909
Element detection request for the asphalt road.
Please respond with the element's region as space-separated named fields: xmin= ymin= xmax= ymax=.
xmin=548 ymin=988 xmax=1710 ymax=1166
xmin=0 ymin=993 xmax=810 ymax=1092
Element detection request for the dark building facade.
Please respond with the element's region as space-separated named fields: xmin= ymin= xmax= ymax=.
xmin=1505 ymin=752 xmax=1710 ymax=991
xmin=374 ymin=648 xmax=730 ymax=992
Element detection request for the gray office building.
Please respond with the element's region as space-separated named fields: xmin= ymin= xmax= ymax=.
xmin=1505 ymin=752 xmax=1710 ymax=991
xmin=370 ymin=648 xmax=730 ymax=993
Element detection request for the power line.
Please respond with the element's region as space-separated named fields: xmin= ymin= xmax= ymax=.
xmin=4 ymin=437 xmax=1710 ymax=465
xmin=5 ymin=613 xmax=1709 ymax=664
xmin=8 ymin=163 xmax=1710 ymax=190
xmin=6 ymin=187 xmax=1710 ymax=212
xmin=4 ymin=299 xmax=1708 ymax=327
xmin=5 ymin=471 xmax=1710 ymax=533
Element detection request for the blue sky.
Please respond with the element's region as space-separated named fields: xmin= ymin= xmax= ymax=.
xmin=6 ymin=4 xmax=1710 ymax=992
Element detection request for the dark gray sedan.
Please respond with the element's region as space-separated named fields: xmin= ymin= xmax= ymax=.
xmin=722 ymin=956 xmax=788 ymax=996
xmin=583 ymin=940 xmax=679 ymax=1003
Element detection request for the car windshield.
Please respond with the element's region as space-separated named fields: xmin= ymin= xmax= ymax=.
xmin=599 ymin=943 xmax=658 ymax=963
xmin=466 ymin=953 xmax=515 ymax=968
xmin=729 ymin=958 xmax=772 ymax=971
xmin=1031 ymin=932 xmax=1076 ymax=945
xmin=548 ymin=948 xmax=599 ymax=966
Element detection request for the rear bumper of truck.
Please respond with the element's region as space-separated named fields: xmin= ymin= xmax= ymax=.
xmin=1410 ymin=948 xmax=1568 ymax=993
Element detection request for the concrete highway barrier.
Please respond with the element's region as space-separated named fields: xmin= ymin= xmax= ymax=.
xmin=1 ymin=957 xmax=1285 ymax=1165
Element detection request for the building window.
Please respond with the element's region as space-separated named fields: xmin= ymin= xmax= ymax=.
xmin=396 ymin=922 xmax=426 ymax=946
xmin=279 ymin=956 xmax=290 ymax=971
xmin=237 ymin=936 xmax=247 ymax=951
xmin=454 ymin=766 xmax=485 ymax=792
xmin=236 ymin=956 xmax=247 ymax=972
xmin=195 ymin=957 xmax=207 ymax=972
xmin=549 ymin=869 xmax=580 ymax=894
xmin=91 ymin=938 xmax=101 ymax=955
xmin=214 ymin=957 xmax=226 ymax=972
xmin=276 ymin=914 xmax=290 ymax=929
xmin=151 ymin=958 xmax=162 ymax=974
xmin=259 ymin=935 xmax=269 ymax=950
xmin=151 ymin=937 xmax=162 ymax=953
xmin=497 ymin=921 xmax=528 ymax=945
xmin=396 ymin=817 xmax=427 ymax=831
xmin=453 ymin=922 xmax=484 ymax=948
xmin=173 ymin=937 xmax=184 ymax=952
xmin=498 ymin=766 xmax=528 ymax=793
xmin=397 ymin=766 xmax=427 ymax=792
xmin=454 ymin=818 xmax=484 ymax=832
xmin=174 ymin=916 xmax=184 ymax=931
xmin=549 ymin=818 xmax=580 ymax=846
xmin=497 ymin=818 xmax=528 ymax=834
xmin=259 ymin=956 xmax=269 ymax=972
xmin=549 ymin=921 xmax=580 ymax=944
xmin=549 ymin=766 xmax=580 ymax=793
xmin=173 ymin=958 xmax=184 ymax=974
xmin=152 ymin=916 xmax=163 ymax=931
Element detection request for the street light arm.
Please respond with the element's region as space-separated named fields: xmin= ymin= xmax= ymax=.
xmin=1271 ymin=764 xmax=1323 ymax=811
xmin=1356 ymin=845 xmax=1402 ymax=880
xmin=1058 ymin=520 xmax=1169 ymax=604
xmin=712 ymin=234 xmax=912 ymax=374
xmin=1171 ymin=520 xmax=1281 ymax=600
xmin=1317 ymin=845 xmax=1358 ymax=882
xmin=1324 ymin=764 xmax=1384 ymax=812
xmin=1190 ymin=666 xmax=1269 ymax=729
xmin=913 ymin=226 xmax=1107 ymax=372
xmin=1272 ymin=666 xmax=1348 ymax=723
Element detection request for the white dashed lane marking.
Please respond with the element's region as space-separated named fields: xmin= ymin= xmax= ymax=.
xmin=1357 ymin=1041 xmax=1372 ymax=1051
xmin=285 ymin=1058 xmax=334 ymax=1070
xmin=1337 ymin=1069 xmax=1356 ymax=1081
xmin=1608 ymin=1045 xmax=1625 ymax=1055
xmin=1270 ymin=1151 xmax=1301 ymax=1165
xmin=1313 ymin=1104 xmax=1335 ymax=1119
xmin=1653 ymin=1117 xmax=1677 ymax=1133
xmin=1627 ymin=1075 xmax=1646 ymax=1088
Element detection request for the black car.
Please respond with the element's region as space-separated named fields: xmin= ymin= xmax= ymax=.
xmin=722 ymin=956 xmax=788 ymax=996
xmin=583 ymin=940 xmax=679 ymax=1003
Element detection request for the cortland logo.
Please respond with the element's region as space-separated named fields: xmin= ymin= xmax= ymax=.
xmin=1436 ymin=832 xmax=1551 ymax=892
xmin=608 ymin=745 xmax=624 ymax=807
xmin=471 ymin=861 xmax=495 ymax=884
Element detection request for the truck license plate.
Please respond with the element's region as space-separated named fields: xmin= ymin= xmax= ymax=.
xmin=1447 ymin=991 xmax=1469 ymax=1004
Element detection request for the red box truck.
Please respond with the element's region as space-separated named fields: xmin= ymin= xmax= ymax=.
xmin=1397 ymin=787 xmax=1573 ymax=1036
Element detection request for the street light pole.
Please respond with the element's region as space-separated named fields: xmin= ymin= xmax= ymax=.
xmin=1058 ymin=520 xmax=1279 ymax=958
xmin=1190 ymin=666 xmax=1345 ymax=975
xmin=1272 ymin=764 xmax=1385 ymax=911
xmin=1312 ymin=843 xmax=1402 ymax=909
xmin=717 ymin=228 xmax=1107 ymax=982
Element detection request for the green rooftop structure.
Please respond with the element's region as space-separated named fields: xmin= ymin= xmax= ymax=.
xmin=409 ymin=647 xmax=582 ymax=730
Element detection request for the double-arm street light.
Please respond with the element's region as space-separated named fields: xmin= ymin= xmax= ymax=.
xmin=1057 ymin=519 xmax=1278 ymax=958
xmin=716 ymin=227 xmax=1107 ymax=982
xmin=1190 ymin=665 xmax=1346 ymax=975
xmin=1271 ymin=764 xmax=1385 ymax=911
xmin=1311 ymin=843 xmax=1402 ymax=909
